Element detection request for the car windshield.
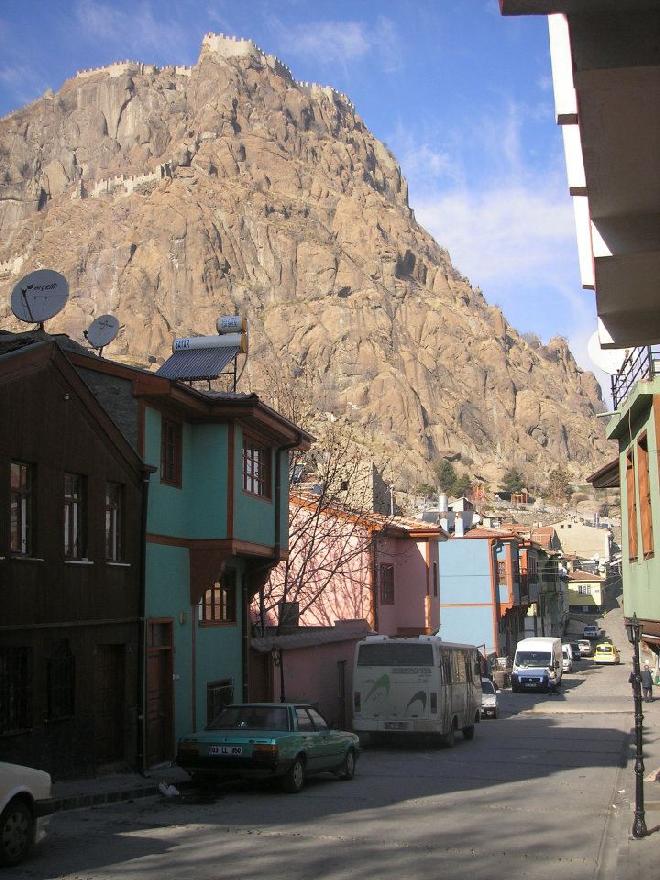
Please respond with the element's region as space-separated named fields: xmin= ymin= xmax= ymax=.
xmin=562 ymin=650 xmax=569 ymax=658
xmin=207 ymin=705 xmax=290 ymax=731
xmin=481 ymin=680 xmax=495 ymax=694
xmin=515 ymin=651 xmax=551 ymax=668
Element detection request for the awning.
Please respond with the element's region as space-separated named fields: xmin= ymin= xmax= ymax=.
xmin=156 ymin=346 xmax=240 ymax=381
xmin=587 ymin=457 xmax=620 ymax=489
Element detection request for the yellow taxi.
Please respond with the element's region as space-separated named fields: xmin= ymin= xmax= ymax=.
xmin=593 ymin=643 xmax=621 ymax=664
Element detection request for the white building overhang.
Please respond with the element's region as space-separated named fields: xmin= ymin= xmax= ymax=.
xmin=500 ymin=1 xmax=660 ymax=348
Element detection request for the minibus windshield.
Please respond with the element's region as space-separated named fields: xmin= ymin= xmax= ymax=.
xmin=515 ymin=650 xmax=551 ymax=668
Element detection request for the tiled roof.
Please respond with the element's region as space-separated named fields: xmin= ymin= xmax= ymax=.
xmin=568 ymin=569 xmax=604 ymax=583
xmin=252 ymin=623 xmax=372 ymax=652
xmin=459 ymin=527 xmax=519 ymax=540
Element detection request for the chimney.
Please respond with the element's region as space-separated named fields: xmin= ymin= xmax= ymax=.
xmin=454 ymin=513 xmax=465 ymax=537
xmin=438 ymin=493 xmax=448 ymax=512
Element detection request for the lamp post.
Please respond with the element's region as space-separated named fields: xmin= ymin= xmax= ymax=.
xmin=625 ymin=612 xmax=647 ymax=839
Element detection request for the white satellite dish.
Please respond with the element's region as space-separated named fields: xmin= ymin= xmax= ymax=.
xmin=587 ymin=330 xmax=628 ymax=375
xmin=10 ymin=269 xmax=69 ymax=326
xmin=84 ymin=314 xmax=120 ymax=354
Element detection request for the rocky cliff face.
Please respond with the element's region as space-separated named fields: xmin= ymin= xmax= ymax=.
xmin=0 ymin=34 xmax=610 ymax=486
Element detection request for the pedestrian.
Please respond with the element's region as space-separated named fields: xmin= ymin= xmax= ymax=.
xmin=641 ymin=662 xmax=654 ymax=703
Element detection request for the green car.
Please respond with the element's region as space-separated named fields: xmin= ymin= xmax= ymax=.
xmin=176 ymin=703 xmax=360 ymax=793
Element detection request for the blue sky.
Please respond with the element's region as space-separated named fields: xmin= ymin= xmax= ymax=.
xmin=0 ymin=0 xmax=604 ymax=392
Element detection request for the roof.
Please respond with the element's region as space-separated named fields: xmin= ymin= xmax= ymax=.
xmin=252 ymin=622 xmax=372 ymax=652
xmin=568 ymin=569 xmax=605 ymax=583
xmin=587 ymin=458 xmax=620 ymax=489
xmin=499 ymin=522 xmax=557 ymax=549
xmin=0 ymin=331 xmax=312 ymax=450
xmin=459 ymin=527 xmax=519 ymax=540
xmin=290 ymin=495 xmax=448 ymax=539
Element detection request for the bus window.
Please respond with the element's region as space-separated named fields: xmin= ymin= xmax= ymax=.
xmin=357 ymin=642 xmax=434 ymax=667
xmin=452 ymin=651 xmax=467 ymax=683
xmin=440 ymin=649 xmax=452 ymax=684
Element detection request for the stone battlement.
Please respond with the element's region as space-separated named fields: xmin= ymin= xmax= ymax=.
xmin=83 ymin=163 xmax=172 ymax=199
xmin=74 ymin=60 xmax=192 ymax=80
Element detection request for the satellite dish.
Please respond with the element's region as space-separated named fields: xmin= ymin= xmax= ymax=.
xmin=587 ymin=331 xmax=627 ymax=375
xmin=10 ymin=269 xmax=69 ymax=326
xmin=84 ymin=314 xmax=120 ymax=355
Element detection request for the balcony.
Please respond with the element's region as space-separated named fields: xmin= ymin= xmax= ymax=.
xmin=612 ymin=346 xmax=660 ymax=409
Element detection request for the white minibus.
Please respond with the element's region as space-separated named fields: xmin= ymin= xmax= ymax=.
xmin=352 ymin=636 xmax=482 ymax=746
xmin=511 ymin=637 xmax=563 ymax=693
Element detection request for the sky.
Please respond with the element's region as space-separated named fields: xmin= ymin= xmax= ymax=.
xmin=0 ymin=0 xmax=606 ymax=394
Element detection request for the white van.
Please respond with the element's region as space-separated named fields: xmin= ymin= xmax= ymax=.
xmin=561 ymin=644 xmax=573 ymax=673
xmin=353 ymin=636 xmax=482 ymax=746
xmin=511 ymin=637 xmax=563 ymax=693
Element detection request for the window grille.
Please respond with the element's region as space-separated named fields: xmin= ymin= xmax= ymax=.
xmin=380 ymin=563 xmax=395 ymax=604
xmin=200 ymin=572 xmax=237 ymax=623
xmin=161 ymin=418 xmax=182 ymax=486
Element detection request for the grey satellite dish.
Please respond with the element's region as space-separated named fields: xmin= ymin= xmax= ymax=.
xmin=10 ymin=269 xmax=69 ymax=327
xmin=587 ymin=330 xmax=627 ymax=375
xmin=84 ymin=314 xmax=120 ymax=355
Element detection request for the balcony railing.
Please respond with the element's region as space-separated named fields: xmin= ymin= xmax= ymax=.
xmin=612 ymin=346 xmax=660 ymax=408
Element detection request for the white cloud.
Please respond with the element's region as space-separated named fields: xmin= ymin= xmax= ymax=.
xmin=270 ymin=16 xmax=401 ymax=73
xmin=75 ymin=0 xmax=186 ymax=54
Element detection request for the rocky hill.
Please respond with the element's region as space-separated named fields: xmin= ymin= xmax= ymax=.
xmin=0 ymin=33 xmax=611 ymax=487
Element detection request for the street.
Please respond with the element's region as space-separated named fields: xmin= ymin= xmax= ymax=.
xmin=15 ymin=609 xmax=641 ymax=880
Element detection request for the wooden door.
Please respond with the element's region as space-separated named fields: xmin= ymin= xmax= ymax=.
xmin=146 ymin=620 xmax=174 ymax=766
xmin=94 ymin=644 xmax=125 ymax=764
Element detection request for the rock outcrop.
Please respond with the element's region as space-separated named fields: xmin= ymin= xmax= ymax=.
xmin=0 ymin=33 xmax=610 ymax=486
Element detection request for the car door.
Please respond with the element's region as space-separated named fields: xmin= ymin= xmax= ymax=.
xmin=308 ymin=707 xmax=343 ymax=769
xmin=294 ymin=706 xmax=322 ymax=772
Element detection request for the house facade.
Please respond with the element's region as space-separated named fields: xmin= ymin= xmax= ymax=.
xmin=0 ymin=339 xmax=145 ymax=778
xmin=438 ymin=529 xmax=525 ymax=660
xmin=567 ymin=569 xmax=605 ymax=614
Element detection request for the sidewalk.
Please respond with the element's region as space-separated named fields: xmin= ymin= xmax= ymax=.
xmin=51 ymin=764 xmax=192 ymax=813
xmin=615 ymin=694 xmax=660 ymax=880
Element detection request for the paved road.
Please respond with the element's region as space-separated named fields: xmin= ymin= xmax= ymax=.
xmin=17 ymin=611 xmax=637 ymax=880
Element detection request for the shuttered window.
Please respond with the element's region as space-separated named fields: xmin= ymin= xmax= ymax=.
xmin=637 ymin=434 xmax=654 ymax=558
xmin=626 ymin=451 xmax=638 ymax=561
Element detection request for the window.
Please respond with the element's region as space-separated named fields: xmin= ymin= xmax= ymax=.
xmin=47 ymin=640 xmax=75 ymax=721
xmin=105 ymin=483 xmax=123 ymax=561
xmin=638 ymin=434 xmax=654 ymax=558
xmin=161 ymin=418 xmax=182 ymax=486
xmin=380 ymin=563 xmax=395 ymax=604
xmin=243 ymin=435 xmax=272 ymax=498
xmin=64 ymin=473 xmax=86 ymax=559
xmin=433 ymin=561 xmax=438 ymax=598
xmin=626 ymin=450 xmax=638 ymax=561
xmin=10 ymin=461 xmax=34 ymax=555
xmin=497 ymin=560 xmax=506 ymax=582
xmin=440 ymin=649 xmax=452 ymax=684
xmin=207 ymin=680 xmax=233 ymax=726
xmin=578 ymin=585 xmax=591 ymax=595
xmin=0 ymin=647 xmax=32 ymax=735
xmin=200 ymin=572 xmax=237 ymax=624
xmin=295 ymin=707 xmax=314 ymax=731
xmin=451 ymin=650 xmax=467 ymax=683
xmin=357 ymin=642 xmax=433 ymax=666
xmin=308 ymin=707 xmax=329 ymax=731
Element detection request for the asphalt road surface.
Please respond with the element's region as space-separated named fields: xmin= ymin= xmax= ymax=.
xmin=17 ymin=610 xmax=636 ymax=880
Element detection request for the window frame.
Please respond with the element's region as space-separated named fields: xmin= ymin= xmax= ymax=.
xmin=199 ymin=572 xmax=237 ymax=625
xmin=10 ymin=461 xmax=34 ymax=556
xmin=626 ymin=449 xmax=639 ymax=561
xmin=64 ymin=473 xmax=87 ymax=560
xmin=380 ymin=563 xmax=395 ymax=605
xmin=432 ymin=560 xmax=438 ymax=598
xmin=160 ymin=417 xmax=183 ymax=487
xmin=105 ymin=482 xmax=124 ymax=562
xmin=637 ymin=433 xmax=654 ymax=559
xmin=242 ymin=433 xmax=272 ymax=499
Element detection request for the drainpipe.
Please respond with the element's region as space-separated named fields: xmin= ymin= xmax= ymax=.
xmin=136 ymin=465 xmax=156 ymax=775
xmin=370 ymin=534 xmax=379 ymax=633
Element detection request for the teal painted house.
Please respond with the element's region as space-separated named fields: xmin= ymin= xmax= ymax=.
xmin=68 ymin=349 xmax=310 ymax=766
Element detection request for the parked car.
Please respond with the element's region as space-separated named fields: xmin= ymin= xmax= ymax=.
xmin=0 ymin=762 xmax=53 ymax=866
xmin=480 ymin=679 xmax=498 ymax=719
xmin=583 ymin=624 xmax=603 ymax=639
xmin=176 ymin=703 xmax=360 ymax=793
xmin=593 ymin=643 xmax=621 ymax=664
xmin=577 ymin=639 xmax=594 ymax=657
xmin=569 ymin=641 xmax=583 ymax=661
xmin=561 ymin=645 xmax=573 ymax=673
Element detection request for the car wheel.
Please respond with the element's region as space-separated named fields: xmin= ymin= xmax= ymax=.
xmin=339 ymin=749 xmax=356 ymax=781
xmin=462 ymin=724 xmax=475 ymax=741
xmin=0 ymin=799 xmax=34 ymax=867
xmin=282 ymin=756 xmax=305 ymax=793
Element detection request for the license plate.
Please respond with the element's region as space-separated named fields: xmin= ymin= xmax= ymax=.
xmin=384 ymin=722 xmax=408 ymax=730
xmin=524 ymin=682 xmax=537 ymax=688
xmin=209 ymin=745 xmax=242 ymax=756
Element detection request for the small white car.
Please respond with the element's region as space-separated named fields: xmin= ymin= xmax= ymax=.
xmin=583 ymin=624 xmax=602 ymax=639
xmin=480 ymin=679 xmax=498 ymax=719
xmin=0 ymin=761 xmax=53 ymax=866
xmin=577 ymin=639 xmax=593 ymax=657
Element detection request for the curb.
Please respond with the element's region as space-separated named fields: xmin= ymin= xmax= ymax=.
xmin=51 ymin=779 xmax=195 ymax=814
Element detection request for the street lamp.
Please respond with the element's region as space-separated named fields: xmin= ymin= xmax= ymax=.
xmin=625 ymin=612 xmax=647 ymax=839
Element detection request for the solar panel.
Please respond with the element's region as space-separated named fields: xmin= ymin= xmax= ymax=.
xmin=156 ymin=345 xmax=241 ymax=381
